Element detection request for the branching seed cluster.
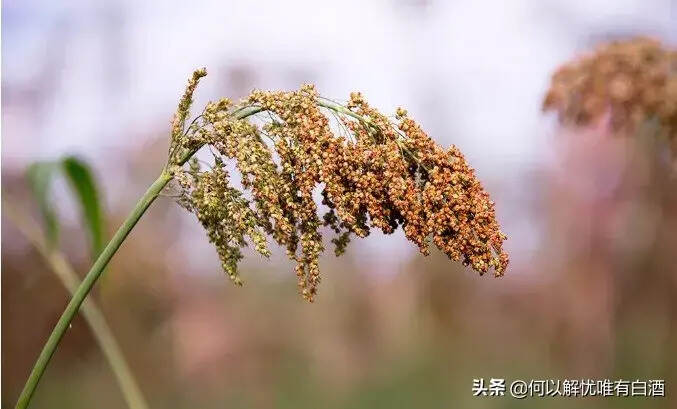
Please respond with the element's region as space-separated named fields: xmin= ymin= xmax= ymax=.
xmin=543 ymin=37 xmax=677 ymax=151
xmin=168 ymin=69 xmax=508 ymax=301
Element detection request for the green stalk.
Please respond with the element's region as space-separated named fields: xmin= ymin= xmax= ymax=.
xmin=5 ymin=203 xmax=150 ymax=409
xmin=14 ymin=171 xmax=172 ymax=409
xmin=15 ymin=106 xmax=263 ymax=409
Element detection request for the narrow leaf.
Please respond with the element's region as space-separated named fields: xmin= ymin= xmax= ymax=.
xmin=62 ymin=156 xmax=106 ymax=259
xmin=26 ymin=161 xmax=59 ymax=249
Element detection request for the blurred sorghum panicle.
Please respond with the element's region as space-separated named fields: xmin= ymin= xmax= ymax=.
xmin=167 ymin=69 xmax=508 ymax=302
xmin=543 ymin=37 xmax=677 ymax=153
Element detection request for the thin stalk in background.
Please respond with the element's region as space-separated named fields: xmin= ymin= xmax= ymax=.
xmin=5 ymin=202 xmax=150 ymax=409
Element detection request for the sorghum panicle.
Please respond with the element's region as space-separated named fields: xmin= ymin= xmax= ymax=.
xmin=168 ymin=69 xmax=508 ymax=302
xmin=543 ymin=37 xmax=677 ymax=153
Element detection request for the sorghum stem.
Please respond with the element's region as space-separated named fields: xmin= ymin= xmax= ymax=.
xmin=14 ymin=171 xmax=172 ymax=409
xmin=15 ymin=106 xmax=265 ymax=409
xmin=5 ymin=203 xmax=150 ymax=409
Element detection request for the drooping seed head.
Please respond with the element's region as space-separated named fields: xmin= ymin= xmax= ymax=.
xmin=169 ymin=70 xmax=509 ymax=301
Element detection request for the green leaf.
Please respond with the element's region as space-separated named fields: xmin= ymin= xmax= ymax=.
xmin=26 ymin=161 xmax=60 ymax=250
xmin=61 ymin=156 xmax=106 ymax=259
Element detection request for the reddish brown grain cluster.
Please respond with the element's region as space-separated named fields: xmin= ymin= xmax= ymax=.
xmin=170 ymin=71 xmax=508 ymax=301
xmin=543 ymin=37 xmax=677 ymax=151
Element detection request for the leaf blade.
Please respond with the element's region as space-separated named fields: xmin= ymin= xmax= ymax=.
xmin=61 ymin=156 xmax=106 ymax=259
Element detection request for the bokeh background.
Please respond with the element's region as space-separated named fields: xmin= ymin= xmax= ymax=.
xmin=2 ymin=0 xmax=677 ymax=408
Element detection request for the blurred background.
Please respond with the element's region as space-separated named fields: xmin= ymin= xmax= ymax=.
xmin=2 ymin=0 xmax=677 ymax=408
